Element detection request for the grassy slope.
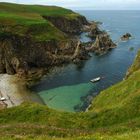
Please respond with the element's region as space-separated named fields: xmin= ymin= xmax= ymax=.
xmin=126 ymin=50 xmax=140 ymax=78
xmin=0 ymin=2 xmax=80 ymax=41
xmin=1 ymin=3 xmax=140 ymax=140
xmin=0 ymin=2 xmax=78 ymax=18
xmin=1 ymin=51 xmax=140 ymax=139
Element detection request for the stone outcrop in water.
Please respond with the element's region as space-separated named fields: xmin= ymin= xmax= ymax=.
xmin=121 ymin=33 xmax=132 ymax=41
xmin=72 ymin=41 xmax=90 ymax=63
xmin=81 ymin=21 xmax=116 ymax=55
xmin=85 ymin=33 xmax=116 ymax=55
xmin=88 ymin=22 xmax=103 ymax=38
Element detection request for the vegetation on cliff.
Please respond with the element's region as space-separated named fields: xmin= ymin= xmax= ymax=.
xmin=126 ymin=50 xmax=140 ymax=78
xmin=0 ymin=2 xmax=83 ymax=41
xmin=0 ymin=3 xmax=115 ymax=76
xmin=0 ymin=2 xmax=140 ymax=140
xmin=0 ymin=2 xmax=89 ymax=75
xmin=1 ymin=51 xmax=140 ymax=139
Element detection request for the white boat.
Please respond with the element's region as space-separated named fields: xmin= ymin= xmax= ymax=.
xmin=0 ymin=97 xmax=6 ymax=101
xmin=90 ymin=77 xmax=101 ymax=83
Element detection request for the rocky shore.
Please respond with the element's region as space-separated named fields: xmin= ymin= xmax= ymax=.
xmin=0 ymin=74 xmax=43 ymax=109
xmin=84 ymin=32 xmax=116 ymax=55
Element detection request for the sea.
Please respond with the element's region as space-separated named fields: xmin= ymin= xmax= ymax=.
xmin=31 ymin=10 xmax=140 ymax=112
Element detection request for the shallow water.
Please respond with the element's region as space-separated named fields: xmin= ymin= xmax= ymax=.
xmin=32 ymin=11 xmax=140 ymax=112
xmin=39 ymin=83 xmax=95 ymax=111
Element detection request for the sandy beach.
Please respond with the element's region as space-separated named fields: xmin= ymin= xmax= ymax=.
xmin=0 ymin=74 xmax=44 ymax=109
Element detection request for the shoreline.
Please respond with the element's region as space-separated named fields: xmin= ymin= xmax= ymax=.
xmin=0 ymin=74 xmax=44 ymax=109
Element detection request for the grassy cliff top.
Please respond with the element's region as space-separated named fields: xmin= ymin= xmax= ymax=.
xmin=0 ymin=2 xmax=81 ymax=41
xmin=0 ymin=2 xmax=79 ymax=18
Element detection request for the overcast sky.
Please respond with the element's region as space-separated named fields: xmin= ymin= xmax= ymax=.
xmin=1 ymin=0 xmax=140 ymax=10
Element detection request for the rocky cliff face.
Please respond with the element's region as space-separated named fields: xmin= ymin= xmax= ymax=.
xmin=0 ymin=33 xmax=88 ymax=75
xmin=43 ymin=15 xmax=89 ymax=34
xmin=88 ymin=22 xmax=102 ymax=38
xmin=83 ymin=33 xmax=116 ymax=55
xmin=89 ymin=33 xmax=116 ymax=54
xmin=0 ymin=5 xmax=92 ymax=76
xmin=0 ymin=5 xmax=116 ymax=77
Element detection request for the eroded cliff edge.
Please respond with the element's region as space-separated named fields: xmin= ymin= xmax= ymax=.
xmin=0 ymin=2 xmax=116 ymax=78
xmin=0 ymin=3 xmax=90 ymax=76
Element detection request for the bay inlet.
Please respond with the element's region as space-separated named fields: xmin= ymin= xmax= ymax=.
xmin=31 ymin=10 xmax=140 ymax=112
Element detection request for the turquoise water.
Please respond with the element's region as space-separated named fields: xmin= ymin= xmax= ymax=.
xmin=32 ymin=11 xmax=140 ymax=112
xmin=39 ymin=83 xmax=94 ymax=112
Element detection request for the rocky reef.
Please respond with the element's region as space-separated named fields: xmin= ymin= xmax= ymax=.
xmin=121 ymin=33 xmax=132 ymax=41
xmin=81 ymin=22 xmax=116 ymax=55
xmin=86 ymin=33 xmax=116 ymax=54
xmin=86 ymin=22 xmax=103 ymax=38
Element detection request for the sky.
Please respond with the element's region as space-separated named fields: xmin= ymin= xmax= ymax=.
xmin=1 ymin=0 xmax=140 ymax=10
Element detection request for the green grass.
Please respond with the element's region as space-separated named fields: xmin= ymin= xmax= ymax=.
xmin=0 ymin=2 xmax=79 ymax=18
xmin=1 ymin=50 xmax=140 ymax=139
xmin=1 ymin=130 xmax=140 ymax=140
xmin=0 ymin=47 xmax=140 ymax=139
xmin=126 ymin=50 xmax=140 ymax=78
xmin=0 ymin=2 xmax=81 ymax=41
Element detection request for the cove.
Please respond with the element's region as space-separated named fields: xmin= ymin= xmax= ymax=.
xmin=31 ymin=10 xmax=140 ymax=112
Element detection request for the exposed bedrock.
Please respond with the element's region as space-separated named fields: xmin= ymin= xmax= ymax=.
xmin=121 ymin=33 xmax=132 ymax=41
xmin=0 ymin=35 xmax=89 ymax=76
xmin=85 ymin=33 xmax=116 ymax=54
xmin=88 ymin=23 xmax=103 ymax=38
xmin=43 ymin=15 xmax=89 ymax=34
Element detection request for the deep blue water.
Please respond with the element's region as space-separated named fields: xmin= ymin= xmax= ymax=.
xmin=32 ymin=11 xmax=140 ymax=112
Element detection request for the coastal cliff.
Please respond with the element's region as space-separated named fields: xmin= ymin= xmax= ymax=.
xmin=43 ymin=15 xmax=88 ymax=34
xmin=1 ymin=3 xmax=140 ymax=140
xmin=0 ymin=35 xmax=87 ymax=75
xmin=0 ymin=3 xmax=89 ymax=76
xmin=0 ymin=3 xmax=116 ymax=76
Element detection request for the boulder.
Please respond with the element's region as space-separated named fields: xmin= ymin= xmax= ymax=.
xmin=86 ymin=33 xmax=116 ymax=54
xmin=88 ymin=25 xmax=102 ymax=39
xmin=121 ymin=33 xmax=132 ymax=41
xmin=83 ymin=21 xmax=102 ymax=38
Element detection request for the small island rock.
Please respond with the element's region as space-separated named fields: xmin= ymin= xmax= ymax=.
xmin=121 ymin=33 xmax=132 ymax=41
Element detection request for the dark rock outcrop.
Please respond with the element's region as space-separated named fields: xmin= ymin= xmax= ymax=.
xmin=88 ymin=23 xmax=103 ymax=38
xmin=121 ymin=33 xmax=132 ymax=41
xmin=81 ymin=21 xmax=117 ymax=55
xmin=43 ymin=15 xmax=89 ymax=35
xmin=83 ymin=21 xmax=103 ymax=39
xmin=86 ymin=33 xmax=116 ymax=54
xmin=0 ymin=34 xmax=89 ymax=76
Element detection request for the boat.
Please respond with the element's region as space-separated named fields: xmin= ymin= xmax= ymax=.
xmin=0 ymin=97 xmax=6 ymax=101
xmin=90 ymin=77 xmax=101 ymax=83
